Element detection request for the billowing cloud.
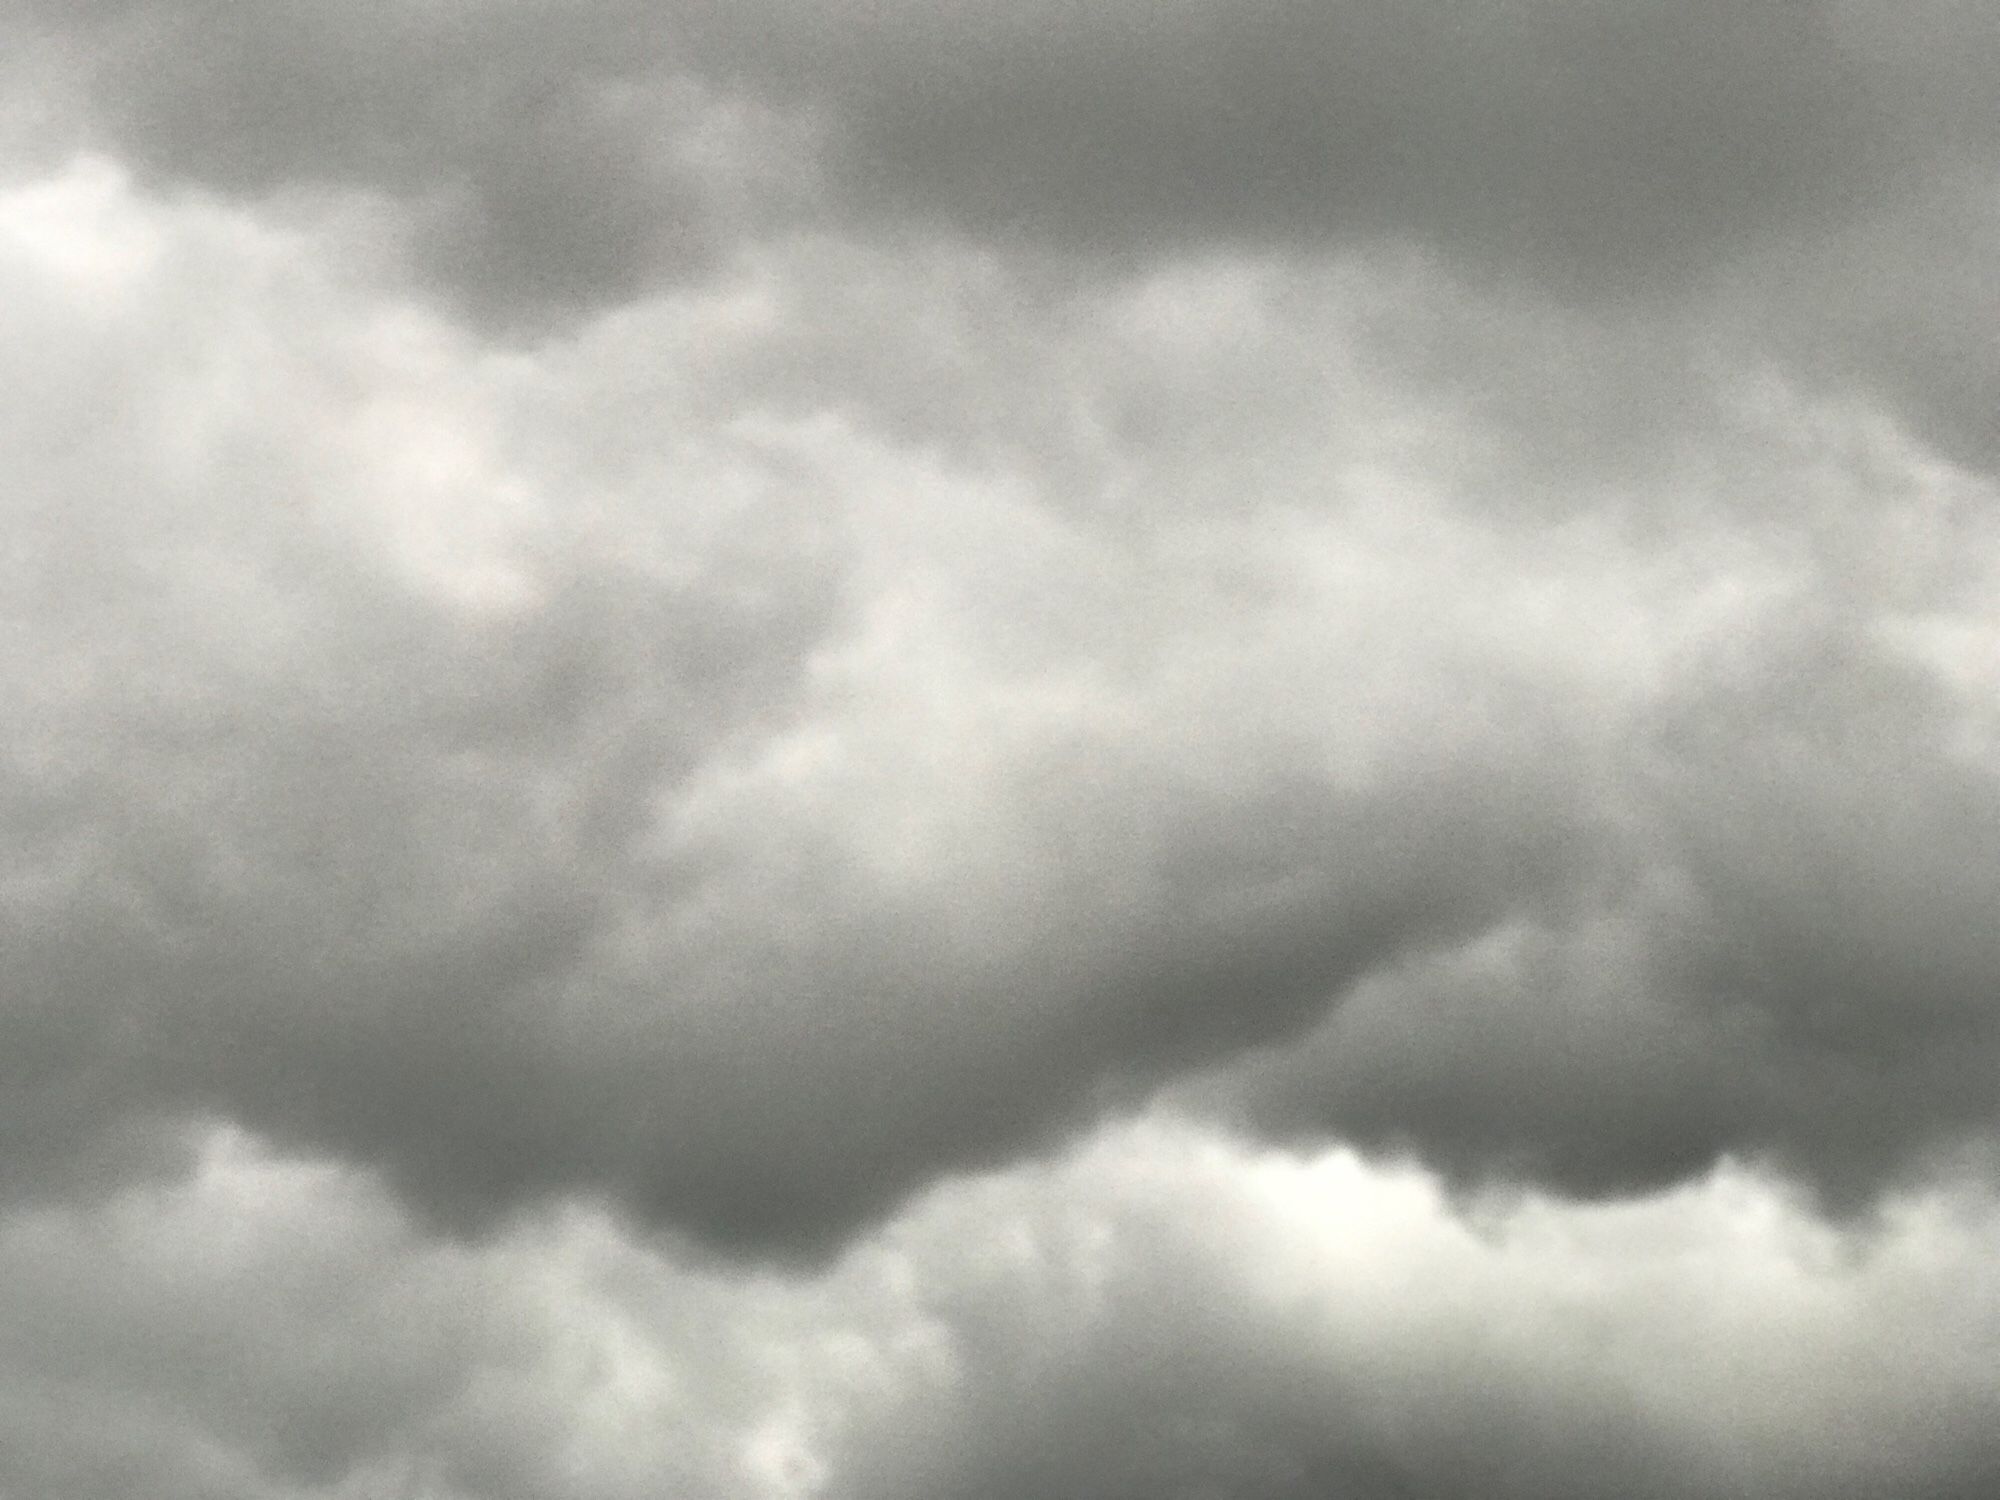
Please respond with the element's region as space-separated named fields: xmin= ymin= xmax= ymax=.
xmin=9 ymin=10 xmax=2000 ymax=1495
xmin=5 ymin=0 xmax=815 ymax=323
xmin=0 ymin=162 xmax=1602 ymax=1251
xmin=32 ymin=3 xmax=1993 ymax=276
xmin=13 ymin=1 xmax=1999 ymax=472
xmin=1189 ymin=491 xmax=2000 ymax=1210
xmin=7 ymin=151 xmax=2000 ymax=1257
xmin=6 ymin=1121 xmax=2000 ymax=1500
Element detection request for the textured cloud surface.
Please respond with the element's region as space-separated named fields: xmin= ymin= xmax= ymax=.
xmin=8 ymin=1123 xmax=2000 ymax=1500
xmin=7 ymin=3 xmax=2000 ymax=1495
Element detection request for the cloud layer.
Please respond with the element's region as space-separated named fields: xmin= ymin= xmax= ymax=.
xmin=7 ymin=5 xmax=2000 ymax=1495
xmin=8 ymin=1122 xmax=2000 ymax=1500
xmin=15 ymin=0 xmax=1998 ymax=465
xmin=8 ymin=147 xmax=2000 ymax=1253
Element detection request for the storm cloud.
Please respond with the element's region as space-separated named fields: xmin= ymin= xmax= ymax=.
xmin=7 ymin=1123 xmax=2000 ymax=1500
xmin=6 ymin=3 xmax=2000 ymax=1495
xmin=14 ymin=0 xmax=1999 ymax=462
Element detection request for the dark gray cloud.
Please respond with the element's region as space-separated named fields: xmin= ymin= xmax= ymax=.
xmin=13 ymin=0 xmax=1997 ymax=480
xmin=10 ymin=0 xmax=805 ymax=324
xmin=1188 ymin=613 xmax=2000 ymax=1212
xmin=1726 ymin=177 xmax=2000 ymax=474
xmin=695 ymin=0 xmax=1903 ymax=275
xmin=9 ymin=152 xmax=2000 ymax=1257
xmin=7 ymin=17 xmax=2000 ymax=1484
xmin=12 ymin=134 xmax=2000 ymax=1270
xmin=8 ymin=8 xmax=1990 ymax=352
xmin=5 ymin=539 xmax=1584 ymax=1253
xmin=0 ymin=173 xmax=1613 ymax=1255
xmin=683 ymin=0 xmax=2000 ymax=468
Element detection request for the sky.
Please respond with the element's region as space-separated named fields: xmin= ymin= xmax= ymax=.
xmin=3 ymin=3 xmax=2000 ymax=1496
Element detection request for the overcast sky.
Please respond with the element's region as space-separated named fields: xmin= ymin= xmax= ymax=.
xmin=5 ymin=4 xmax=2000 ymax=1497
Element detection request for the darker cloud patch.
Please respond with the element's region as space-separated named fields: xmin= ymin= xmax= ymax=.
xmin=1190 ymin=628 xmax=2000 ymax=1214
xmin=4 ymin=657 xmax=1586 ymax=1259
xmin=375 ymin=746 xmax=1586 ymax=1260
xmin=1729 ymin=176 xmax=2000 ymax=476
xmin=7 ymin=0 xmax=2000 ymax=1257
xmin=416 ymin=107 xmax=716 ymax=328
xmin=26 ymin=0 xmax=756 ymax=323
xmin=0 ymin=199 xmax=1610 ymax=1256
xmin=18 ymin=0 xmax=2000 ymax=482
xmin=24 ymin=4 xmax=2000 ymax=338
xmin=677 ymin=0 xmax=1936 ymax=291
xmin=3 ymin=428 xmax=1595 ymax=1257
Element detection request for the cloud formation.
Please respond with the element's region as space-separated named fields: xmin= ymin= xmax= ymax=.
xmin=8 ymin=6 xmax=2000 ymax=1494
xmin=14 ymin=0 xmax=1999 ymax=466
xmin=7 ymin=1123 xmax=2000 ymax=1500
xmin=0 ymin=163 xmax=1596 ymax=1250
xmin=7 ymin=146 xmax=2000 ymax=1253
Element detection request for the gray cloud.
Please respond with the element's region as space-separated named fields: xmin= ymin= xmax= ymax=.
xmin=7 ymin=1122 xmax=2000 ymax=1500
xmin=5 ymin=11 xmax=1985 ymax=338
xmin=0 ymin=1129 xmax=782 ymax=1500
xmin=8 ymin=18 xmax=2000 ymax=1488
xmin=1188 ymin=609 xmax=2000 ymax=1212
xmin=10 ymin=12 xmax=2000 ymax=1500
xmin=679 ymin=0 xmax=2000 ymax=470
xmin=0 ymin=170 xmax=1621 ymax=1255
xmin=12 ymin=140 xmax=2000 ymax=1272
xmin=11 ymin=0 xmax=807 ymax=325
xmin=700 ymin=0 xmax=1900 ymax=274
xmin=10 ymin=149 xmax=2000 ymax=1258
xmin=826 ymin=1128 xmax=2000 ymax=1500
xmin=1726 ymin=177 xmax=2000 ymax=474
xmin=14 ymin=0 xmax=1997 ymax=483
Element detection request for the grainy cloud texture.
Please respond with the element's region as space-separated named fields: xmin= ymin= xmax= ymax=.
xmin=4 ymin=3 xmax=2000 ymax=1496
